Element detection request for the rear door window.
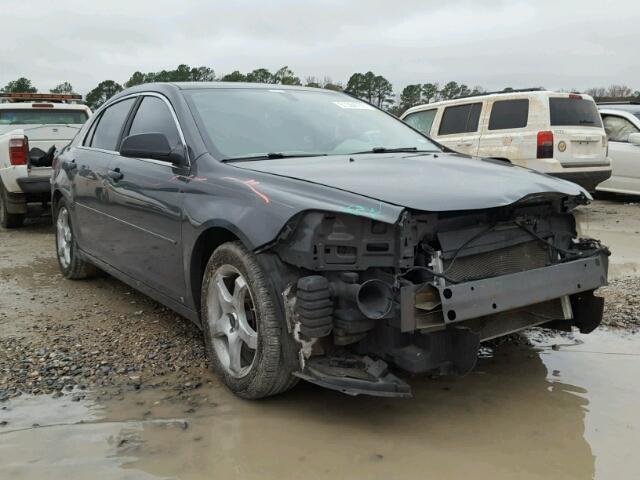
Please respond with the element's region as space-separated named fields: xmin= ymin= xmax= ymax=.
xmin=83 ymin=114 xmax=101 ymax=146
xmin=602 ymin=115 xmax=640 ymax=142
xmin=488 ymin=99 xmax=529 ymax=130
xmin=404 ymin=109 xmax=437 ymax=135
xmin=438 ymin=103 xmax=482 ymax=135
xmin=128 ymin=96 xmax=181 ymax=149
xmin=90 ymin=98 xmax=136 ymax=151
xmin=549 ymin=97 xmax=602 ymax=128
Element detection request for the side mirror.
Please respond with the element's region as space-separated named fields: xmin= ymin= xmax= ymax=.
xmin=628 ymin=132 xmax=640 ymax=146
xmin=120 ymin=133 xmax=186 ymax=165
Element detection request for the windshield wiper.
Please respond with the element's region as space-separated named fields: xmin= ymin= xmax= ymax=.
xmin=222 ymin=152 xmax=328 ymax=162
xmin=350 ymin=147 xmax=438 ymax=154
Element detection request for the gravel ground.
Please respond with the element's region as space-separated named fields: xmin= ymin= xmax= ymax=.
xmin=600 ymin=276 xmax=640 ymax=332
xmin=1 ymin=274 xmax=638 ymax=401
xmin=0 ymin=301 xmax=209 ymax=401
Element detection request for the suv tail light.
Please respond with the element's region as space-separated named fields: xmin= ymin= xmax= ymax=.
xmin=537 ymin=131 xmax=554 ymax=159
xmin=9 ymin=137 xmax=29 ymax=165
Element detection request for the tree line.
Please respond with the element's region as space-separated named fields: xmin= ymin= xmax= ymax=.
xmin=3 ymin=67 xmax=639 ymax=114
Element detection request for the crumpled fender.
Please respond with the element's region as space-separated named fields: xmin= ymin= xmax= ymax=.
xmin=182 ymin=157 xmax=405 ymax=251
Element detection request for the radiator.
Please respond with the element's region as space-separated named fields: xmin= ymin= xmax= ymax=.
xmin=444 ymin=240 xmax=551 ymax=282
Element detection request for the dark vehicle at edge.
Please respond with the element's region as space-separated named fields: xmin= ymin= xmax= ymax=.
xmin=52 ymin=82 xmax=609 ymax=398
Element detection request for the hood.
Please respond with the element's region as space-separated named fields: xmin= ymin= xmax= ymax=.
xmin=230 ymin=153 xmax=588 ymax=212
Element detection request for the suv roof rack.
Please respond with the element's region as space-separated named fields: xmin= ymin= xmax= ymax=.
xmin=0 ymin=92 xmax=83 ymax=103
xmin=455 ymin=87 xmax=546 ymax=100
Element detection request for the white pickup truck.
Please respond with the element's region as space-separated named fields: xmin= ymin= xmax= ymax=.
xmin=0 ymin=93 xmax=91 ymax=228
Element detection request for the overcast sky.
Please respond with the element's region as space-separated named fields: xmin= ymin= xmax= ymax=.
xmin=1 ymin=0 xmax=638 ymax=96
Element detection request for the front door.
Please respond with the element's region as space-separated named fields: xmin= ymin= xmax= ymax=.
xmin=102 ymin=95 xmax=189 ymax=302
xmin=600 ymin=113 xmax=640 ymax=192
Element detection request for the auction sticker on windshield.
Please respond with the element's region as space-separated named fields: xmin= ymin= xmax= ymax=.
xmin=333 ymin=101 xmax=375 ymax=110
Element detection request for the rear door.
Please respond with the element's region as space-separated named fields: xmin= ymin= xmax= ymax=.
xmin=549 ymin=96 xmax=607 ymax=167
xmin=477 ymin=98 xmax=530 ymax=163
xmin=433 ymin=102 xmax=483 ymax=156
xmin=102 ymin=94 xmax=189 ymax=301
xmin=599 ymin=113 xmax=640 ymax=192
xmin=73 ymin=98 xmax=136 ymax=259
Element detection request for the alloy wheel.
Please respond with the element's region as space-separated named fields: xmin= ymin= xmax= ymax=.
xmin=56 ymin=207 xmax=72 ymax=269
xmin=206 ymin=264 xmax=258 ymax=378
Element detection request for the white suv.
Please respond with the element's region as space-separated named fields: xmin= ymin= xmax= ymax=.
xmin=0 ymin=93 xmax=91 ymax=227
xmin=596 ymin=103 xmax=640 ymax=196
xmin=401 ymin=89 xmax=612 ymax=192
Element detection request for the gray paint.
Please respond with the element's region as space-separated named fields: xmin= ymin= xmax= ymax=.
xmin=53 ymin=82 xmax=591 ymax=320
xmin=231 ymin=153 xmax=588 ymax=212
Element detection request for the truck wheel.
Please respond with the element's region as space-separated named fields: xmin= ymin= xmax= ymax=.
xmin=201 ymin=241 xmax=298 ymax=399
xmin=0 ymin=184 xmax=25 ymax=228
xmin=55 ymin=199 xmax=98 ymax=279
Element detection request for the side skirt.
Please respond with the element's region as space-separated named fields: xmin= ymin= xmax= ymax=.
xmin=79 ymin=249 xmax=201 ymax=326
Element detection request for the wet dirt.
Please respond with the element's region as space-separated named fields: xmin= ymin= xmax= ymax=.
xmin=2 ymin=329 xmax=639 ymax=480
xmin=1 ymin=199 xmax=639 ymax=479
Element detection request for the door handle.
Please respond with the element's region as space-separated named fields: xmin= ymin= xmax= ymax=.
xmin=456 ymin=142 xmax=473 ymax=147
xmin=107 ymin=168 xmax=123 ymax=181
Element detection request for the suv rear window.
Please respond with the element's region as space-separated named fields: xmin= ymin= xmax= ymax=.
xmin=0 ymin=109 xmax=88 ymax=125
xmin=438 ymin=103 xmax=482 ymax=135
xmin=549 ymin=97 xmax=602 ymax=128
xmin=488 ymin=99 xmax=529 ymax=130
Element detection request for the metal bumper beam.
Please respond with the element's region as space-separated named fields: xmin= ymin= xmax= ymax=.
xmin=437 ymin=254 xmax=608 ymax=324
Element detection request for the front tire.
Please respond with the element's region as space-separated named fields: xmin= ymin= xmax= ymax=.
xmin=55 ymin=199 xmax=97 ymax=279
xmin=201 ymin=241 xmax=298 ymax=399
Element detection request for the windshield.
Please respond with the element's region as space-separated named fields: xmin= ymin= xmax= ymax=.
xmin=0 ymin=109 xmax=88 ymax=126
xmin=549 ymin=97 xmax=602 ymax=128
xmin=185 ymin=88 xmax=439 ymax=159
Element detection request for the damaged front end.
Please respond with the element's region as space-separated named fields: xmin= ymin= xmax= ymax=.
xmin=266 ymin=193 xmax=609 ymax=398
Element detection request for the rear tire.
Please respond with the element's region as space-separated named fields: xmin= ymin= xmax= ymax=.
xmin=0 ymin=183 xmax=25 ymax=228
xmin=201 ymin=241 xmax=298 ymax=399
xmin=55 ymin=198 xmax=98 ymax=279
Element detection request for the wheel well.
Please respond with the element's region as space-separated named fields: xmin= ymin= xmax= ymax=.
xmin=190 ymin=227 xmax=240 ymax=315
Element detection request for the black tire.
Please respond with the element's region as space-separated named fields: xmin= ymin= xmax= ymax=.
xmin=0 ymin=183 xmax=25 ymax=228
xmin=201 ymin=241 xmax=298 ymax=399
xmin=54 ymin=198 xmax=98 ymax=280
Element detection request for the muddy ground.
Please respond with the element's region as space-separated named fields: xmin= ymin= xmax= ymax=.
xmin=1 ymin=197 xmax=639 ymax=479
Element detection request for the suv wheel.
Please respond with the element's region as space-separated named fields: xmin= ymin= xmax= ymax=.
xmin=201 ymin=241 xmax=298 ymax=399
xmin=0 ymin=183 xmax=25 ymax=228
xmin=55 ymin=199 xmax=97 ymax=279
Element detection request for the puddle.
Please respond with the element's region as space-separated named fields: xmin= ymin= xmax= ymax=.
xmin=1 ymin=328 xmax=638 ymax=480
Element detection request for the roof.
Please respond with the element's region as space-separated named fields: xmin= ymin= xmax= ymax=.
xmin=402 ymin=90 xmax=595 ymax=117
xmin=174 ymin=81 xmax=330 ymax=92
xmin=115 ymin=81 xmax=340 ymax=99
xmin=598 ymin=104 xmax=640 ymax=115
